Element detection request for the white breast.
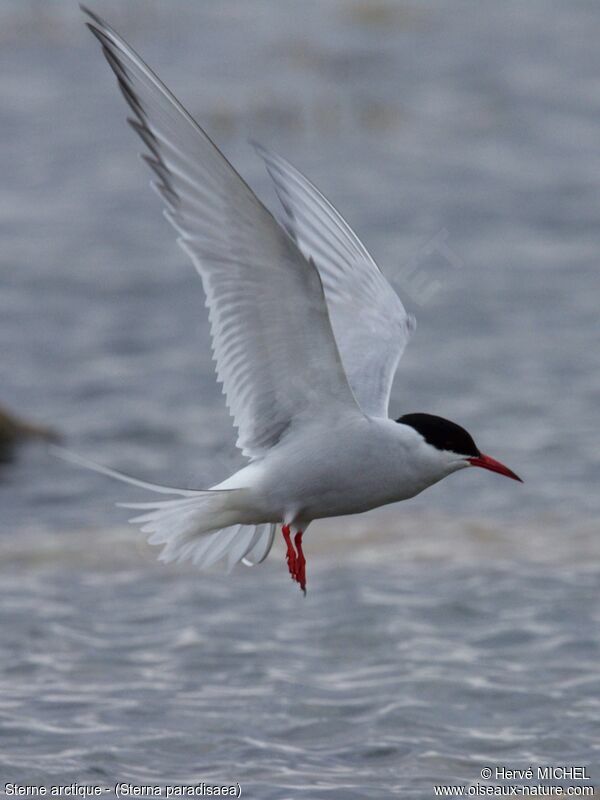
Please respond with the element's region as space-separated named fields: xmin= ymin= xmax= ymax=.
xmin=238 ymin=414 xmax=463 ymax=523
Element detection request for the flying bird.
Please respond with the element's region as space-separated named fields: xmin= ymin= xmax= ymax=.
xmin=71 ymin=7 xmax=521 ymax=594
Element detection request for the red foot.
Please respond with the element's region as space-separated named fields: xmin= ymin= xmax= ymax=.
xmin=281 ymin=525 xmax=307 ymax=595
xmin=294 ymin=531 xmax=306 ymax=595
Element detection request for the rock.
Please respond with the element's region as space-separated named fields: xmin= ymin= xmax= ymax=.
xmin=0 ymin=405 xmax=60 ymax=449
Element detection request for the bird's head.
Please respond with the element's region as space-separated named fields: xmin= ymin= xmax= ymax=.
xmin=397 ymin=413 xmax=522 ymax=482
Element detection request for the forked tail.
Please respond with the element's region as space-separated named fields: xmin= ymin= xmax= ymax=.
xmin=50 ymin=446 xmax=276 ymax=570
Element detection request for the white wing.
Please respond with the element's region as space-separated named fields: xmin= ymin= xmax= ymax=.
xmin=84 ymin=9 xmax=358 ymax=459
xmin=254 ymin=144 xmax=415 ymax=419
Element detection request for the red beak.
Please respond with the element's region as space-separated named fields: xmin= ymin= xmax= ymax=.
xmin=468 ymin=453 xmax=522 ymax=482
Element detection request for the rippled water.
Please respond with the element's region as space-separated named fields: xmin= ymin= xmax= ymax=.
xmin=1 ymin=522 xmax=600 ymax=796
xmin=1 ymin=0 xmax=600 ymax=795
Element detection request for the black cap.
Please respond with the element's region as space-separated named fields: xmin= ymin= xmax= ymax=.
xmin=397 ymin=413 xmax=480 ymax=458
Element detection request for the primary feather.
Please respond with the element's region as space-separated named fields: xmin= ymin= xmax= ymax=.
xmin=82 ymin=6 xmax=358 ymax=460
xmin=254 ymin=143 xmax=415 ymax=419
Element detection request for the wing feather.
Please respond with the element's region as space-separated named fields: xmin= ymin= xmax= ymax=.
xmin=254 ymin=144 xmax=415 ymax=419
xmin=83 ymin=8 xmax=357 ymax=458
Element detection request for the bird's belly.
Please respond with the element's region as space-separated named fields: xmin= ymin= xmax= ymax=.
xmin=256 ymin=439 xmax=427 ymax=522
xmin=297 ymin=474 xmax=421 ymax=519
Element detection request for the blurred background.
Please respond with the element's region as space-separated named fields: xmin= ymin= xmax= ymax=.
xmin=1 ymin=1 xmax=599 ymax=796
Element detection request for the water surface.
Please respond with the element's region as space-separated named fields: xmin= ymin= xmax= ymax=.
xmin=1 ymin=1 xmax=599 ymax=795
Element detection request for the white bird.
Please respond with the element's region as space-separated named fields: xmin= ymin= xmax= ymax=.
xmin=67 ymin=8 xmax=521 ymax=594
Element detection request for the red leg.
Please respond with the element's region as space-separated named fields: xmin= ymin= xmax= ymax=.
xmin=282 ymin=524 xmax=297 ymax=579
xmin=294 ymin=531 xmax=306 ymax=595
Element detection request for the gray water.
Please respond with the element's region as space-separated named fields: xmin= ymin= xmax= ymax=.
xmin=1 ymin=1 xmax=599 ymax=795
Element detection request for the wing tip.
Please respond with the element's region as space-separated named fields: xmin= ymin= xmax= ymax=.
xmin=81 ymin=5 xmax=112 ymax=41
xmin=80 ymin=5 xmax=118 ymax=41
xmin=249 ymin=138 xmax=272 ymax=161
xmin=250 ymin=139 xmax=288 ymax=176
xmin=79 ymin=3 xmax=96 ymax=22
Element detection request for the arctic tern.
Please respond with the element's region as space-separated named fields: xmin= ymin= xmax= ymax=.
xmin=67 ymin=8 xmax=521 ymax=594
